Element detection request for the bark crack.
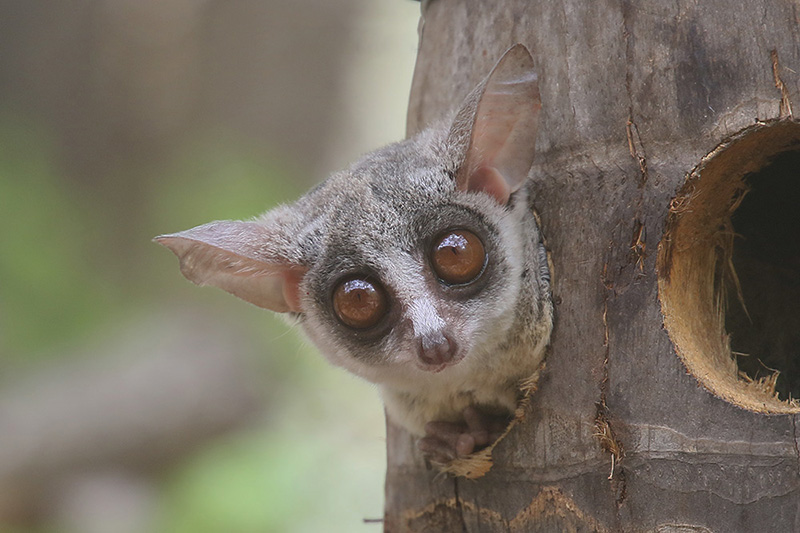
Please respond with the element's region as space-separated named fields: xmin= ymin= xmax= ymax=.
xmin=622 ymin=1 xmax=635 ymax=131
xmin=626 ymin=120 xmax=648 ymax=187
xmin=558 ymin=0 xmax=576 ymax=128
xmin=453 ymin=476 xmax=467 ymax=531
xmin=792 ymin=415 xmax=800 ymax=471
xmin=621 ymin=1 xmax=649 ymax=276
xmin=770 ymin=49 xmax=794 ymax=118
xmin=621 ymin=0 xmax=648 ymax=186
xmin=595 ymin=254 xmax=627 ymax=514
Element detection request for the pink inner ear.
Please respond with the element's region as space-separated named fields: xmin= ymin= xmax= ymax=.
xmin=467 ymin=166 xmax=511 ymax=205
xmin=281 ymin=268 xmax=306 ymax=313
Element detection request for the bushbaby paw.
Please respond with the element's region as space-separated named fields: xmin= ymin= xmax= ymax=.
xmin=416 ymin=406 xmax=511 ymax=464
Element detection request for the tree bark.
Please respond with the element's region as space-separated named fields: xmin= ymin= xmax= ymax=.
xmin=385 ymin=1 xmax=800 ymax=531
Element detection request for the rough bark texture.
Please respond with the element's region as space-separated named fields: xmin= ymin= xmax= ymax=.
xmin=385 ymin=1 xmax=800 ymax=531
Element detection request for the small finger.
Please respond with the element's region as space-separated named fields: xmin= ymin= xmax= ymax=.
xmin=462 ymin=407 xmax=490 ymax=446
xmin=455 ymin=433 xmax=476 ymax=457
xmin=417 ymin=436 xmax=456 ymax=463
xmin=424 ymin=421 xmax=467 ymax=448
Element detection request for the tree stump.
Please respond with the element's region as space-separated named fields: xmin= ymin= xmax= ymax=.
xmin=385 ymin=1 xmax=800 ymax=531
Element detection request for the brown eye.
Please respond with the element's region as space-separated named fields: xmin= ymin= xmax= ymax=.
xmin=332 ymin=277 xmax=388 ymax=329
xmin=431 ymin=229 xmax=486 ymax=285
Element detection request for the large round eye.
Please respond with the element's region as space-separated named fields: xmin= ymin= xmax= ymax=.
xmin=332 ymin=277 xmax=388 ymax=329
xmin=431 ymin=229 xmax=486 ymax=285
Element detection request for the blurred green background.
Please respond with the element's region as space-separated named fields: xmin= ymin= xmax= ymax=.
xmin=0 ymin=1 xmax=419 ymax=531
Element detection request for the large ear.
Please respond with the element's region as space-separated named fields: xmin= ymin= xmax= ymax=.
xmin=154 ymin=220 xmax=307 ymax=313
xmin=450 ymin=44 xmax=541 ymax=205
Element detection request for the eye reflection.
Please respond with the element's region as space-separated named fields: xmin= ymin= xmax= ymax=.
xmin=431 ymin=229 xmax=486 ymax=285
xmin=332 ymin=277 xmax=388 ymax=329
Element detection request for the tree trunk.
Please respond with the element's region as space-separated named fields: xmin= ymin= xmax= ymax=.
xmin=385 ymin=1 xmax=800 ymax=531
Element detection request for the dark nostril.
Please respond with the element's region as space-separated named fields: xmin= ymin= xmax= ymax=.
xmin=418 ymin=331 xmax=457 ymax=366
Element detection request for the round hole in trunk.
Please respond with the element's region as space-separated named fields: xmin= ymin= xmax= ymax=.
xmin=658 ymin=119 xmax=800 ymax=413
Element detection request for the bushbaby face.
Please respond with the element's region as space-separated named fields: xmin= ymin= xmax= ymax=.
xmin=292 ymin=153 xmax=530 ymax=386
xmin=155 ymin=45 xmax=549 ymax=454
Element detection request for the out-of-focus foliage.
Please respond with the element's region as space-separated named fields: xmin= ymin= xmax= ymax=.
xmin=157 ymin=352 xmax=385 ymax=533
xmin=151 ymin=133 xmax=302 ymax=231
xmin=0 ymin=116 xmax=386 ymax=531
xmin=0 ymin=1 xmax=418 ymax=531
xmin=0 ymin=117 xmax=115 ymax=359
xmin=0 ymin=118 xmax=301 ymax=360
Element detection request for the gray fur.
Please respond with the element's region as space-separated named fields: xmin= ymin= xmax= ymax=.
xmin=157 ymin=44 xmax=553 ymax=436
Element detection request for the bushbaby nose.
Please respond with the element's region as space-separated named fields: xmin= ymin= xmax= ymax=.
xmin=418 ymin=331 xmax=457 ymax=366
